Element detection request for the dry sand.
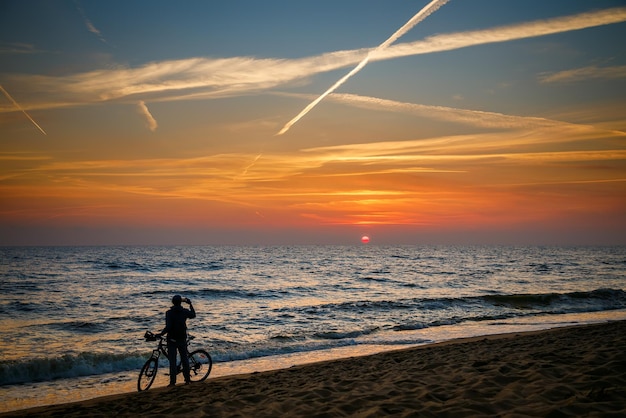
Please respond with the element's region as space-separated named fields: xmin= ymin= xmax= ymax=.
xmin=3 ymin=320 xmax=625 ymax=417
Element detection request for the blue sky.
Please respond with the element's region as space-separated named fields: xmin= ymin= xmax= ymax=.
xmin=1 ymin=0 xmax=625 ymax=245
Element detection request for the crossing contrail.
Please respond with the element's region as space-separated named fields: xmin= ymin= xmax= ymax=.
xmin=276 ymin=0 xmax=450 ymax=135
xmin=0 ymin=84 xmax=47 ymax=135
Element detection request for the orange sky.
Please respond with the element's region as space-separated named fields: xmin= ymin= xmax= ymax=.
xmin=1 ymin=1 xmax=625 ymax=245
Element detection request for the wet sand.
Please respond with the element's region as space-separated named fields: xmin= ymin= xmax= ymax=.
xmin=3 ymin=320 xmax=625 ymax=417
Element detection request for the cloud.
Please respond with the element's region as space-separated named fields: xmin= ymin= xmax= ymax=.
xmin=271 ymin=92 xmax=624 ymax=141
xmin=539 ymin=65 xmax=626 ymax=83
xmin=0 ymin=42 xmax=40 ymax=55
xmin=3 ymin=55 xmax=338 ymax=109
xmin=1 ymin=7 xmax=625 ymax=113
xmin=14 ymin=130 xmax=624 ymax=208
xmin=327 ymin=93 xmax=562 ymax=130
xmin=74 ymin=0 xmax=109 ymax=45
xmin=371 ymin=7 xmax=626 ymax=61
xmin=137 ymin=101 xmax=158 ymax=132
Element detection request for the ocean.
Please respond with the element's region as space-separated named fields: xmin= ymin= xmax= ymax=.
xmin=1 ymin=245 xmax=625 ymax=412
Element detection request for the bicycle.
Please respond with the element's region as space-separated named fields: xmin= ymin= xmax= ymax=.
xmin=138 ymin=331 xmax=213 ymax=391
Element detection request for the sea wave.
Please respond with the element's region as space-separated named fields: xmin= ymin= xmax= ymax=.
xmin=89 ymin=258 xmax=226 ymax=273
xmin=139 ymin=287 xmax=285 ymax=300
xmin=0 ymin=341 xmax=364 ymax=386
xmin=482 ymin=288 xmax=626 ymax=311
xmin=272 ymin=288 xmax=626 ymax=317
xmin=0 ymin=352 xmax=145 ymax=386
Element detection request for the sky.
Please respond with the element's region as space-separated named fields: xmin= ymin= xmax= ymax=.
xmin=1 ymin=0 xmax=625 ymax=246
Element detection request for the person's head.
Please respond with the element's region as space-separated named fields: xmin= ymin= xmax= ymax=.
xmin=172 ymin=294 xmax=182 ymax=306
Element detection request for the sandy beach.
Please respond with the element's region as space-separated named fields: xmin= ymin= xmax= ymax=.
xmin=3 ymin=320 xmax=625 ymax=417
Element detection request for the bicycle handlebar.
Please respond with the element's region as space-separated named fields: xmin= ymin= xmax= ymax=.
xmin=143 ymin=331 xmax=161 ymax=341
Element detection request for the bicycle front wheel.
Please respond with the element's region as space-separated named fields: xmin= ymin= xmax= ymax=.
xmin=137 ymin=358 xmax=158 ymax=391
xmin=188 ymin=349 xmax=212 ymax=382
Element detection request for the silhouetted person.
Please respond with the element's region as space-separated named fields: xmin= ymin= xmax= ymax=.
xmin=158 ymin=295 xmax=196 ymax=386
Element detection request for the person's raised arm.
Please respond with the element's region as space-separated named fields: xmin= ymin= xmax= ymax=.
xmin=186 ymin=298 xmax=196 ymax=319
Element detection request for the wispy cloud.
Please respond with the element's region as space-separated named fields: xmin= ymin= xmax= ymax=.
xmin=0 ymin=42 xmax=40 ymax=55
xmin=539 ymin=65 xmax=626 ymax=83
xmin=371 ymin=7 xmax=626 ymax=61
xmin=74 ymin=0 xmax=109 ymax=45
xmin=325 ymin=93 xmax=626 ymax=138
xmin=10 ymin=134 xmax=623 ymax=213
xmin=302 ymin=134 xmax=626 ymax=164
xmin=1 ymin=7 xmax=625 ymax=114
xmin=327 ymin=93 xmax=563 ymax=130
xmin=137 ymin=101 xmax=158 ymax=132
xmin=276 ymin=0 xmax=449 ymax=135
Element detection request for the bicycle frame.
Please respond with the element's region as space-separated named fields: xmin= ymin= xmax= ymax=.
xmin=147 ymin=333 xmax=191 ymax=365
xmin=139 ymin=331 xmax=212 ymax=391
xmin=149 ymin=337 xmax=168 ymax=362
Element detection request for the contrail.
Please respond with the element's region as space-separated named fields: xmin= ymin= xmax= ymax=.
xmin=276 ymin=0 xmax=449 ymax=135
xmin=0 ymin=84 xmax=47 ymax=135
xmin=239 ymin=152 xmax=264 ymax=178
xmin=137 ymin=101 xmax=158 ymax=131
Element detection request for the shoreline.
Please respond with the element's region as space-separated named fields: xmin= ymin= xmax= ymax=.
xmin=3 ymin=310 xmax=626 ymax=414
xmin=3 ymin=320 xmax=625 ymax=417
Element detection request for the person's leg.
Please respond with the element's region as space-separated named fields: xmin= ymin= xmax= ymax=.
xmin=179 ymin=341 xmax=191 ymax=383
xmin=167 ymin=340 xmax=178 ymax=386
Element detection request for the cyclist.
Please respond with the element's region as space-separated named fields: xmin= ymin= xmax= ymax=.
xmin=157 ymin=295 xmax=196 ymax=387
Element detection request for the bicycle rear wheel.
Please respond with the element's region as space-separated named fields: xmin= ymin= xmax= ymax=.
xmin=137 ymin=358 xmax=158 ymax=391
xmin=188 ymin=349 xmax=212 ymax=382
